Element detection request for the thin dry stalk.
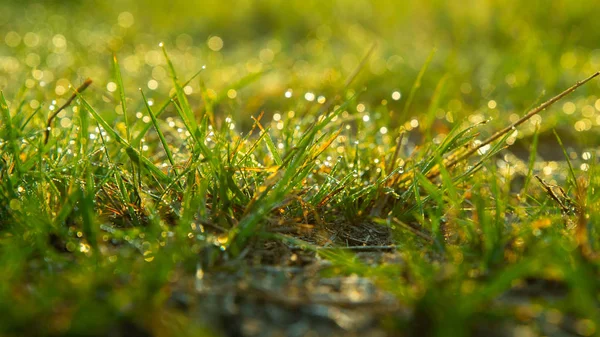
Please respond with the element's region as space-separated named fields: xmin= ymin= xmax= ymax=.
xmin=44 ymin=78 xmax=93 ymax=144
xmin=445 ymin=71 xmax=600 ymax=170
xmin=396 ymin=71 xmax=600 ymax=188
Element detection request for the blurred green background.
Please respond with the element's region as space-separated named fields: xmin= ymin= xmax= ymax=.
xmin=2 ymin=0 xmax=599 ymax=134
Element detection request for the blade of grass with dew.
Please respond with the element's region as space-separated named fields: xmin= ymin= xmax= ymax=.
xmin=418 ymin=122 xmax=479 ymax=175
xmin=553 ymin=129 xmax=578 ymax=188
xmin=237 ymin=127 xmax=274 ymax=165
xmin=161 ymin=44 xmax=200 ymax=136
xmin=262 ymin=128 xmax=284 ymax=166
xmin=396 ymin=130 xmax=511 ymax=218
xmin=448 ymin=131 xmax=512 ymax=185
xmin=80 ymin=162 xmax=97 ymax=251
xmin=0 ymin=91 xmax=21 ymax=178
xmin=385 ymin=131 xmax=404 ymax=177
xmin=311 ymin=158 xmax=344 ymax=206
xmin=310 ymin=126 xmax=343 ymax=160
xmin=140 ymin=89 xmax=177 ymax=170
xmin=78 ymin=100 xmax=89 ymax=157
xmin=114 ymin=168 xmax=142 ymax=227
xmin=20 ymin=105 xmax=42 ymax=131
xmin=198 ymin=81 xmax=215 ymax=126
xmin=229 ymin=114 xmax=261 ymax=163
xmin=415 ymin=172 xmax=448 ymax=249
xmin=132 ymin=69 xmax=204 ymax=146
xmin=179 ymin=172 xmax=207 ymax=230
xmin=171 ymin=101 xmax=217 ymax=173
xmin=411 ymin=169 xmax=425 ymax=222
xmin=44 ymin=79 xmax=92 ymax=145
xmin=76 ymin=92 xmax=172 ymax=186
xmin=394 ymin=122 xmax=478 ymax=186
xmin=434 ymin=154 xmax=460 ymax=207
xmin=253 ymin=119 xmax=283 ymax=166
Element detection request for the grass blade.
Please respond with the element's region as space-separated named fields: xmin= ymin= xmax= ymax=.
xmin=401 ymin=48 xmax=436 ymax=119
xmin=0 ymin=91 xmax=21 ymax=177
xmin=253 ymin=117 xmax=283 ymax=166
xmin=140 ymin=89 xmax=177 ymax=169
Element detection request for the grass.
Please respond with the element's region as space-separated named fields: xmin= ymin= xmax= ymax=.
xmin=2 ymin=1 xmax=600 ymax=336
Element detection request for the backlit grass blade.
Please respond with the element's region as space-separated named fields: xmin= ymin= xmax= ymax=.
xmin=76 ymin=92 xmax=171 ymax=185
xmin=132 ymin=69 xmax=204 ymax=146
xmin=171 ymin=100 xmax=216 ymax=172
xmin=401 ymin=48 xmax=436 ymax=119
xmin=553 ymin=129 xmax=577 ymax=187
xmin=422 ymin=73 xmax=448 ymax=139
xmin=0 ymin=91 xmax=21 ymax=177
xmin=161 ymin=44 xmax=199 ymax=136
xmin=522 ymin=125 xmax=540 ymax=194
xmin=81 ymin=164 xmax=97 ymax=251
xmin=255 ymin=121 xmax=283 ymax=166
xmin=140 ymin=89 xmax=177 ymax=169
xmin=20 ymin=105 xmax=42 ymax=131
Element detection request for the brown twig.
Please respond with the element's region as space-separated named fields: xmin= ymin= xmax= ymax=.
xmin=316 ymin=245 xmax=399 ymax=252
xmin=44 ymin=78 xmax=93 ymax=144
xmin=534 ymin=175 xmax=571 ymax=214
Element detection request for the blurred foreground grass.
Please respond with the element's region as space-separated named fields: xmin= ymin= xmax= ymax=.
xmin=1 ymin=0 xmax=600 ymax=336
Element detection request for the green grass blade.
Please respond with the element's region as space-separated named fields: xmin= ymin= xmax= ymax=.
xmin=522 ymin=125 xmax=540 ymax=194
xmin=260 ymin=126 xmax=283 ymax=166
xmin=553 ymin=128 xmax=577 ymax=187
xmin=140 ymin=89 xmax=177 ymax=169
xmin=81 ymin=164 xmax=97 ymax=251
xmin=0 ymin=91 xmax=21 ymax=177
xmin=401 ymin=48 xmax=436 ymax=119
xmin=161 ymin=44 xmax=199 ymax=135
xmin=132 ymin=69 xmax=204 ymax=146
